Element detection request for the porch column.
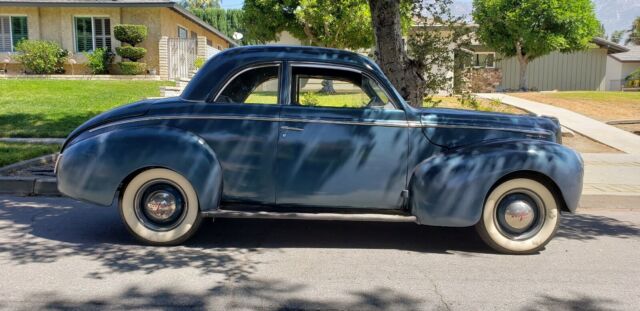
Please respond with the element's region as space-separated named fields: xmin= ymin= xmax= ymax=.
xmin=196 ymin=36 xmax=207 ymax=60
xmin=159 ymin=36 xmax=169 ymax=80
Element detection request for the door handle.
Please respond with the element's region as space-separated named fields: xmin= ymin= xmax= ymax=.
xmin=281 ymin=126 xmax=304 ymax=132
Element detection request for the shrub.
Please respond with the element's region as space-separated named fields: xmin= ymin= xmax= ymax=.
xmin=85 ymin=48 xmax=114 ymax=74
xmin=119 ymin=61 xmax=147 ymax=75
xmin=115 ymin=46 xmax=147 ymax=62
xmin=193 ymin=57 xmax=205 ymax=69
xmin=114 ymin=24 xmax=148 ymax=46
xmin=14 ymin=40 xmax=68 ymax=74
xmin=300 ymin=92 xmax=319 ymax=106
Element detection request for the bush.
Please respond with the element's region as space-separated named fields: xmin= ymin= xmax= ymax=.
xmin=193 ymin=57 xmax=205 ymax=69
xmin=14 ymin=40 xmax=68 ymax=74
xmin=114 ymin=24 xmax=148 ymax=46
xmin=85 ymin=48 xmax=114 ymax=74
xmin=115 ymin=46 xmax=147 ymax=62
xmin=119 ymin=61 xmax=147 ymax=75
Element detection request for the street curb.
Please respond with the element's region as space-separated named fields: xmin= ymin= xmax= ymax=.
xmin=0 ymin=153 xmax=58 ymax=175
xmin=0 ymin=176 xmax=60 ymax=196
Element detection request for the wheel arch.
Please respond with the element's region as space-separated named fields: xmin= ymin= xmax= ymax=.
xmin=57 ymin=126 xmax=224 ymax=211
xmin=409 ymin=139 xmax=583 ymax=227
xmin=489 ymin=170 xmax=570 ymax=213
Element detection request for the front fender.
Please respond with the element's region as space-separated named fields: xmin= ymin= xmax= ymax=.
xmin=409 ymin=139 xmax=583 ymax=227
xmin=57 ymin=127 xmax=223 ymax=210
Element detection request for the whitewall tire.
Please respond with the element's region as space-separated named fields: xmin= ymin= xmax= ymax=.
xmin=120 ymin=168 xmax=202 ymax=245
xmin=476 ymin=178 xmax=560 ymax=254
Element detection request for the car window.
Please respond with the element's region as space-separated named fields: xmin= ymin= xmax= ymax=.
xmin=215 ymin=66 xmax=279 ymax=104
xmin=292 ymin=66 xmax=395 ymax=110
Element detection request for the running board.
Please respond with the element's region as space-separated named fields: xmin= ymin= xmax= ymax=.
xmin=202 ymin=210 xmax=417 ymax=223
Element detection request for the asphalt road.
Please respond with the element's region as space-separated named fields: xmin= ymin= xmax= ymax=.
xmin=0 ymin=195 xmax=639 ymax=310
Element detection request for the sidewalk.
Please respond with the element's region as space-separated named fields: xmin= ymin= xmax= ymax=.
xmin=475 ymin=93 xmax=640 ymax=154
xmin=582 ymin=153 xmax=640 ymax=196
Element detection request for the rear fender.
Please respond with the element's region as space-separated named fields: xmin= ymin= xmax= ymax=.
xmin=57 ymin=127 xmax=223 ymax=210
xmin=409 ymin=139 xmax=583 ymax=226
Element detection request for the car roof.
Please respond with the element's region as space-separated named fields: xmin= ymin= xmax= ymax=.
xmin=181 ymin=45 xmax=389 ymax=101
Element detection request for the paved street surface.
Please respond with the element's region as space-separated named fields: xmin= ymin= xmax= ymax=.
xmin=0 ymin=195 xmax=639 ymax=310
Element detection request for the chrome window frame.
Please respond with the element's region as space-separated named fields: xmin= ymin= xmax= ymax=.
xmin=288 ymin=61 xmax=402 ymax=110
xmin=210 ymin=61 xmax=283 ymax=105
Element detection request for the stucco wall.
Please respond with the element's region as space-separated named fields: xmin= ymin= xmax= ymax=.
xmin=160 ymin=8 xmax=230 ymax=50
xmin=1 ymin=5 xmax=230 ymax=75
xmin=121 ymin=7 xmax=161 ymax=72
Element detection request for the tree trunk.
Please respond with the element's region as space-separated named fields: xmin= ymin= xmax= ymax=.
xmin=319 ymin=79 xmax=336 ymax=94
xmin=368 ymin=0 xmax=425 ymax=107
xmin=518 ymin=58 xmax=529 ymax=91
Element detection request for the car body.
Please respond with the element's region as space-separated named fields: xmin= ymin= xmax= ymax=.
xmin=56 ymin=46 xmax=583 ymax=253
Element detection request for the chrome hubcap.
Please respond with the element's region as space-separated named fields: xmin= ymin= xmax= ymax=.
xmin=503 ymin=200 xmax=535 ymax=231
xmin=145 ymin=191 xmax=178 ymax=222
xmin=134 ymin=180 xmax=187 ymax=231
xmin=495 ymin=190 xmax=544 ymax=240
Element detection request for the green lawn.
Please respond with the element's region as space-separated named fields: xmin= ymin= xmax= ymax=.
xmin=0 ymin=142 xmax=60 ymax=167
xmin=0 ymin=80 xmax=174 ymax=138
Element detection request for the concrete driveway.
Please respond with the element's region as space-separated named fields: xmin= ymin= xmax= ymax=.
xmin=0 ymin=195 xmax=639 ymax=310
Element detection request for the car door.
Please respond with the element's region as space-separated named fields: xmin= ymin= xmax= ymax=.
xmin=275 ymin=63 xmax=409 ymax=210
xmin=189 ymin=63 xmax=283 ymax=205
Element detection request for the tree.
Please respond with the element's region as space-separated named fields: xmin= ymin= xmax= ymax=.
xmin=368 ymin=0 xmax=470 ymax=106
xmin=181 ymin=0 xmax=220 ymax=10
xmin=610 ymin=30 xmax=625 ymax=44
xmin=244 ymin=0 xmax=374 ymax=93
xmin=473 ymin=0 xmax=600 ymax=90
xmin=626 ymin=17 xmax=640 ymax=45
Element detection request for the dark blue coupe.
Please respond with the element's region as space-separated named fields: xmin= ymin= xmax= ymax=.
xmin=56 ymin=46 xmax=583 ymax=254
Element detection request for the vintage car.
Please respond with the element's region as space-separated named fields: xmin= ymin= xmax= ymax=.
xmin=56 ymin=46 xmax=583 ymax=254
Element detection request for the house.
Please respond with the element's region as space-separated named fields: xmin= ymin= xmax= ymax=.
xmin=462 ymin=37 xmax=629 ymax=92
xmin=605 ymin=46 xmax=640 ymax=90
xmin=0 ymin=0 xmax=237 ymax=78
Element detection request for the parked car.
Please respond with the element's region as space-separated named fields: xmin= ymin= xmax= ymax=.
xmin=56 ymin=46 xmax=583 ymax=254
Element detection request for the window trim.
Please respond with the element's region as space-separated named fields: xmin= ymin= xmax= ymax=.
xmin=73 ymin=15 xmax=111 ymax=53
xmin=0 ymin=14 xmax=28 ymax=52
xmin=288 ymin=62 xmax=400 ymax=110
xmin=177 ymin=25 xmax=188 ymax=39
xmin=471 ymin=52 xmax=496 ymax=69
xmin=211 ymin=62 xmax=283 ymax=105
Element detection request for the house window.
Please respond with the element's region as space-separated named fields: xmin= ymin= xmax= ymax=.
xmin=472 ymin=52 xmax=495 ymax=68
xmin=0 ymin=16 xmax=28 ymax=52
xmin=178 ymin=26 xmax=188 ymax=38
xmin=190 ymin=31 xmax=197 ymax=39
xmin=74 ymin=17 xmax=111 ymax=52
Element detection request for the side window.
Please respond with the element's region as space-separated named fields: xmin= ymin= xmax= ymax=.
xmin=215 ymin=65 xmax=279 ymax=104
xmin=292 ymin=66 xmax=395 ymax=109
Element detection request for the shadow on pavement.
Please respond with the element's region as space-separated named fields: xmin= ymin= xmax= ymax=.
xmin=1 ymin=196 xmax=639 ymax=282
xmin=523 ymin=293 xmax=621 ymax=311
xmin=29 ymin=281 xmax=427 ymax=310
xmin=557 ymin=212 xmax=640 ymax=241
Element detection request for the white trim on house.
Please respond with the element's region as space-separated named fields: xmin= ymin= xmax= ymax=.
xmin=471 ymin=52 xmax=496 ymax=69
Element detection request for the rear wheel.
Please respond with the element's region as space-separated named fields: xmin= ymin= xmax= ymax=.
xmin=475 ymin=178 xmax=560 ymax=254
xmin=120 ymin=168 xmax=202 ymax=245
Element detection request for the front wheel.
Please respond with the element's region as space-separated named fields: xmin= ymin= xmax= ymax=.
xmin=476 ymin=178 xmax=560 ymax=254
xmin=120 ymin=168 xmax=202 ymax=245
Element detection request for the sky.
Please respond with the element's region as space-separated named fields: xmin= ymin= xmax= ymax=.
xmin=220 ymin=0 xmax=640 ymax=36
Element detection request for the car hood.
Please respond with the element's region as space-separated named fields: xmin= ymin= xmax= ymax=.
xmin=418 ymin=108 xmax=561 ymax=148
xmin=61 ymin=99 xmax=157 ymax=150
